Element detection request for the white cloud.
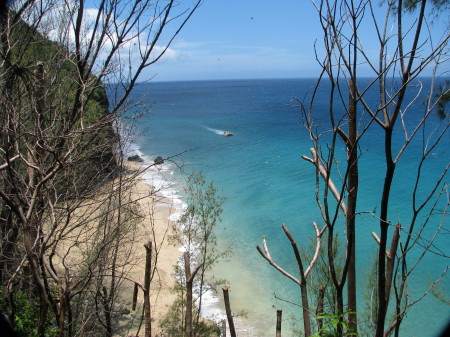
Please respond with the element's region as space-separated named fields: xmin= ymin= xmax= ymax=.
xmin=152 ymin=46 xmax=182 ymax=60
xmin=84 ymin=8 xmax=100 ymax=24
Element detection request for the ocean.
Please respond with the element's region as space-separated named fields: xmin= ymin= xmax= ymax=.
xmin=121 ymin=78 xmax=449 ymax=336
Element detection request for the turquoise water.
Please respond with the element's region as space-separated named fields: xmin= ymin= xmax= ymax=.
xmin=124 ymin=78 xmax=449 ymax=336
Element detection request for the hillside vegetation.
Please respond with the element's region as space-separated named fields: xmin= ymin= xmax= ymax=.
xmin=0 ymin=11 xmax=121 ymax=337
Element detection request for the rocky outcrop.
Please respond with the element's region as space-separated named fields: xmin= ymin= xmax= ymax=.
xmin=154 ymin=156 xmax=164 ymax=165
xmin=128 ymin=154 xmax=144 ymax=162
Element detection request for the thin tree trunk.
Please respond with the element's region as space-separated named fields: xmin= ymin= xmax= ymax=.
xmin=347 ymin=78 xmax=359 ymax=333
xmin=300 ymin=283 xmax=311 ymax=336
xmin=23 ymin=223 xmax=49 ymax=337
xmin=57 ymin=295 xmax=66 ymax=337
xmin=282 ymin=224 xmax=312 ymax=336
xmin=385 ymin=226 xmax=400 ymax=301
xmin=196 ymin=240 xmax=208 ymax=324
xmin=336 ymin=287 xmax=344 ymax=337
xmin=276 ymin=309 xmax=282 ymax=337
xmin=375 ymin=128 xmax=395 ymax=337
xmin=184 ymin=253 xmax=202 ymax=337
xmin=144 ymin=241 xmax=152 ymax=337
xmin=222 ymin=286 xmax=236 ymax=337
xmin=105 ymin=167 xmax=124 ymax=337
xmin=222 ymin=319 xmax=227 ymax=337
xmin=316 ymin=286 xmax=325 ymax=331
xmin=66 ymin=293 xmax=73 ymax=337
xmin=185 ymin=277 xmax=194 ymax=337
xmin=184 ymin=253 xmax=194 ymax=337
xmin=102 ymin=287 xmax=112 ymax=337
xmin=104 ymin=239 xmax=120 ymax=337
xmin=132 ymin=283 xmax=138 ymax=311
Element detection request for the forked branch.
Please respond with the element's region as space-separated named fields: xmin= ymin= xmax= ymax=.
xmin=257 ymin=222 xmax=326 ymax=337
xmin=302 ymin=147 xmax=348 ymax=215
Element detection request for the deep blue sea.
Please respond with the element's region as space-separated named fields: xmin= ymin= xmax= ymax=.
xmin=122 ymin=78 xmax=449 ymax=336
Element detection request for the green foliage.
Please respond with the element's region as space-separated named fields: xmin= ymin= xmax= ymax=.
xmin=0 ymin=287 xmax=57 ymax=337
xmin=403 ymin=0 xmax=450 ymax=12
xmin=12 ymin=292 xmax=40 ymax=337
xmin=0 ymin=13 xmax=117 ymax=336
xmin=159 ymin=298 xmax=186 ymax=336
xmin=174 ymin=170 xmax=229 ymax=274
xmin=5 ymin=14 xmax=117 ymax=199
xmin=159 ymin=293 xmax=221 ymax=337
xmin=164 ymin=170 xmax=227 ymax=335
xmin=434 ymin=80 xmax=450 ymax=120
xmin=310 ymin=311 xmax=358 ymax=337
xmin=177 ymin=171 xmax=225 ymax=241
xmin=194 ymin=319 xmax=221 ymax=337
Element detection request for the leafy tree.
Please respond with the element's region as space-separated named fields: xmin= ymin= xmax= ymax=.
xmin=403 ymin=0 xmax=450 ymax=12
xmin=169 ymin=170 xmax=228 ymax=337
xmin=433 ymin=80 xmax=450 ymax=119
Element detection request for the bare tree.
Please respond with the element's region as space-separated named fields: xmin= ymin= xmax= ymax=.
xmin=222 ymin=286 xmax=237 ymax=337
xmin=308 ymin=0 xmax=448 ymax=335
xmin=0 ymin=0 xmax=201 ymax=335
xmin=258 ymin=222 xmax=326 ymax=337
xmin=276 ymin=309 xmax=282 ymax=337
xmin=259 ymin=1 xmax=449 ymax=336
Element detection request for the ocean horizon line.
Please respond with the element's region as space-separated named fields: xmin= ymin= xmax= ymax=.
xmin=135 ymin=75 xmax=441 ymax=84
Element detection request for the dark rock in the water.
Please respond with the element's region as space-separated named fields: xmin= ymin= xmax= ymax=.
xmin=154 ymin=156 xmax=164 ymax=165
xmin=128 ymin=154 xmax=144 ymax=162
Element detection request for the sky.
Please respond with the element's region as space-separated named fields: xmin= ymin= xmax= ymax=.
xmin=79 ymin=0 xmax=448 ymax=82
xmin=147 ymin=0 xmax=450 ymax=82
xmin=145 ymin=0 xmax=324 ymax=81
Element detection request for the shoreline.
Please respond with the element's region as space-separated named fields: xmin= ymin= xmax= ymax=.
xmin=127 ymin=156 xmax=261 ymax=336
xmin=126 ymin=159 xmax=234 ymax=334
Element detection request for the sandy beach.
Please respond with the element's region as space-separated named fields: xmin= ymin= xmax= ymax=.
xmin=49 ymin=159 xmax=183 ymax=336
xmin=122 ymin=160 xmax=182 ymax=334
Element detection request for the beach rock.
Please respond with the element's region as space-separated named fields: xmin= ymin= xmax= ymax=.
xmin=128 ymin=154 xmax=144 ymax=162
xmin=154 ymin=156 xmax=164 ymax=165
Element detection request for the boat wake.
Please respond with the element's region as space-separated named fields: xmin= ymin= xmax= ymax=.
xmin=201 ymin=125 xmax=233 ymax=136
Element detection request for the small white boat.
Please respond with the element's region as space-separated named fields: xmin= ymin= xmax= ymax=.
xmin=222 ymin=131 xmax=233 ymax=136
